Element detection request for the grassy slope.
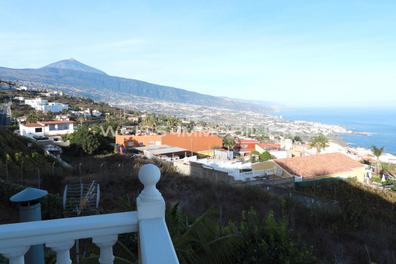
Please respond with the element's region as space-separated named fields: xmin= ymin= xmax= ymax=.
xmin=61 ymin=153 xmax=396 ymax=264
xmin=0 ymin=129 xmax=66 ymax=191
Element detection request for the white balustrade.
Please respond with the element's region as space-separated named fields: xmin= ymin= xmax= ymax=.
xmin=0 ymin=164 xmax=179 ymax=264
xmin=0 ymin=246 xmax=29 ymax=264
xmin=46 ymin=240 xmax=74 ymax=264
xmin=93 ymin=235 xmax=118 ymax=264
xmin=137 ymin=164 xmax=179 ymax=263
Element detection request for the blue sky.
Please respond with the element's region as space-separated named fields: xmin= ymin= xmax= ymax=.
xmin=0 ymin=0 xmax=395 ymax=107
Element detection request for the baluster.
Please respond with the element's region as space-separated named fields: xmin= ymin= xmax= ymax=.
xmin=136 ymin=164 xmax=165 ymax=220
xmin=47 ymin=240 xmax=74 ymax=264
xmin=0 ymin=246 xmax=29 ymax=264
xmin=93 ymin=235 xmax=118 ymax=264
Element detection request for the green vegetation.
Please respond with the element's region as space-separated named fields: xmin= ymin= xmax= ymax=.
xmin=222 ymin=134 xmax=235 ymax=150
xmin=1 ymin=89 xmax=396 ymax=263
xmin=81 ymin=204 xmax=315 ymax=264
xmin=49 ymin=153 xmax=396 ymax=263
xmin=67 ymin=126 xmax=111 ymax=155
xmin=309 ymin=134 xmax=329 ymax=153
xmin=250 ymin=150 xmax=274 ymax=162
xmin=293 ymin=135 xmax=303 ymax=143
xmin=0 ymin=129 xmax=65 ymax=188
xmin=371 ymin=145 xmax=384 ymax=174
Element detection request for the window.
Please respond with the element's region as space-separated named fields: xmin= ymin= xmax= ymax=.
xmin=35 ymin=128 xmax=42 ymax=133
xmin=48 ymin=124 xmax=69 ymax=131
xmin=57 ymin=124 xmax=69 ymax=130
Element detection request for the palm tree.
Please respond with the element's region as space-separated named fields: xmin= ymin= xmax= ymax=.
xmin=371 ymin=146 xmax=384 ymax=174
xmin=4 ymin=153 xmax=11 ymax=182
xmin=31 ymin=152 xmax=41 ymax=187
xmin=14 ymin=152 xmax=24 ymax=183
xmin=223 ymin=135 xmax=235 ymax=151
xmin=309 ymin=134 xmax=329 ymax=154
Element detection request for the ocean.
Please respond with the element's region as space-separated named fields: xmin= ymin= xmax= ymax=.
xmin=277 ymin=107 xmax=396 ymax=155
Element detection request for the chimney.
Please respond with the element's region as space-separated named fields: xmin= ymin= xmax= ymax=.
xmin=10 ymin=187 xmax=48 ymax=264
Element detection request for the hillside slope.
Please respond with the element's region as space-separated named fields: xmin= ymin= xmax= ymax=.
xmin=0 ymin=59 xmax=272 ymax=113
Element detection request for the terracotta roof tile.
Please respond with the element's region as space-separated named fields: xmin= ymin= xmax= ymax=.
xmin=274 ymin=153 xmax=363 ymax=178
xmin=23 ymin=123 xmax=44 ymax=128
xmin=38 ymin=120 xmax=74 ymax=125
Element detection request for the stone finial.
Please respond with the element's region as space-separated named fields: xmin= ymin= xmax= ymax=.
xmin=138 ymin=164 xmax=162 ymax=202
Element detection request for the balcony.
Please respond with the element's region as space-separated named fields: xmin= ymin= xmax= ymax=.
xmin=0 ymin=164 xmax=179 ymax=264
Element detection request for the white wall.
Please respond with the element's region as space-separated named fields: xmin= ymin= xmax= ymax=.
xmin=19 ymin=123 xmax=74 ymax=138
xmin=19 ymin=124 xmax=45 ymax=137
xmin=45 ymin=123 xmax=74 ymax=136
xmin=25 ymin=98 xmax=68 ymax=113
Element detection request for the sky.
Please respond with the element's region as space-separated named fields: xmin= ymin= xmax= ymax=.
xmin=0 ymin=0 xmax=395 ymax=107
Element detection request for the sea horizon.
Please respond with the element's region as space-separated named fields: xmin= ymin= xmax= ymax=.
xmin=276 ymin=106 xmax=396 ymax=155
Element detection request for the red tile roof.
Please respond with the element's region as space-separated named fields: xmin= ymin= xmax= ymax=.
xmin=274 ymin=153 xmax=363 ymax=178
xmin=239 ymin=139 xmax=259 ymax=144
xmin=23 ymin=123 xmax=44 ymax=128
xmin=256 ymin=143 xmax=281 ymax=150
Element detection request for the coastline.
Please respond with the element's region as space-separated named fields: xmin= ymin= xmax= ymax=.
xmin=276 ymin=107 xmax=396 ymax=156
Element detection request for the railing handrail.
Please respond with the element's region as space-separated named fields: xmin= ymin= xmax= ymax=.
xmin=0 ymin=164 xmax=179 ymax=264
xmin=0 ymin=212 xmax=138 ymax=250
xmin=139 ymin=218 xmax=179 ymax=264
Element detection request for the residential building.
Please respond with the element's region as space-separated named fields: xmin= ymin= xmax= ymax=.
xmin=16 ymin=86 xmax=28 ymax=91
xmin=255 ymin=143 xmax=281 ymax=153
xmin=213 ymin=149 xmax=234 ymax=160
xmin=269 ymin=153 xmax=365 ymax=182
xmin=0 ymin=103 xmax=11 ymax=127
xmin=116 ymin=132 xmax=222 ymax=153
xmin=280 ymin=138 xmax=293 ymax=151
xmin=24 ymin=98 xmax=68 ymax=113
xmin=236 ymin=138 xmax=259 ymax=155
xmin=19 ymin=120 xmax=74 ymax=138
xmin=133 ymin=144 xmax=188 ymax=160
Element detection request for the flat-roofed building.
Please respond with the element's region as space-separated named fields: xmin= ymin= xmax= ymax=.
xmin=24 ymin=98 xmax=68 ymax=113
xmin=19 ymin=120 xmax=74 ymax=138
xmin=116 ymin=132 xmax=222 ymax=153
xmin=134 ymin=144 xmax=188 ymax=159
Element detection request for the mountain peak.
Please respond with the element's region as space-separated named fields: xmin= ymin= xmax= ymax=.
xmin=42 ymin=59 xmax=106 ymax=75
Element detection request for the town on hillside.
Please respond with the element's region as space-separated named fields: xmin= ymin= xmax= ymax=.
xmin=1 ymin=85 xmax=395 ymax=190
xmin=1 ymin=83 xmax=396 ymax=263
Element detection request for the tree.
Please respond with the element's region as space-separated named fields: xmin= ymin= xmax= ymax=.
xmin=371 ymin=146 xmax=384 ymax=174
xmin=236 ymin=209 xmax=316 ymax=264
xmin=250 ymin=150 xmax=261 ymax=163
xmin=166 ymin=117 xmax=180 ymax=132
xmin=4 ymin=153 xmax=11 ymax=181
xmin=14 ymin=152 xmax=24 ymax=182
xmin=31 ymin=152 xmax=41 ymax=187
xmin=69 ymin=126 xmax=102 ymax=155
xmin=259 ymin=151 xmax=273 ymax=162
xmin=309 ymin=134 xmax=329 ymax=154
xmin=293 ymin=135 xmax=303 ymax=143
xmin=223 ymin=135 xmax=236 ymax=151
xmin=167 ymin=205 xmax=241 ymax=264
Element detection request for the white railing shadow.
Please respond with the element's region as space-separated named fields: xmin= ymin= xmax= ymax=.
xmin=0 ymin=164 xmax=179 ymax=264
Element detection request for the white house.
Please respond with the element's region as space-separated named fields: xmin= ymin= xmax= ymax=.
xmin=92 ymin=109 xmax=102 ymax=117
xmin=19 ymin=120 xmax=74 ymax=138
xmin=16 ymin=86 xmax=28 ymax=91
xmin=24 ymin=98 xmax=69 ymax=113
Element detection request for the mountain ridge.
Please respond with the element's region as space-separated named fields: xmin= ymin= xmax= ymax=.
xmin=42 ymin=58 xmax=107 ymax=75
xmin=0 ymin=59 xmax=273 ymax=113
